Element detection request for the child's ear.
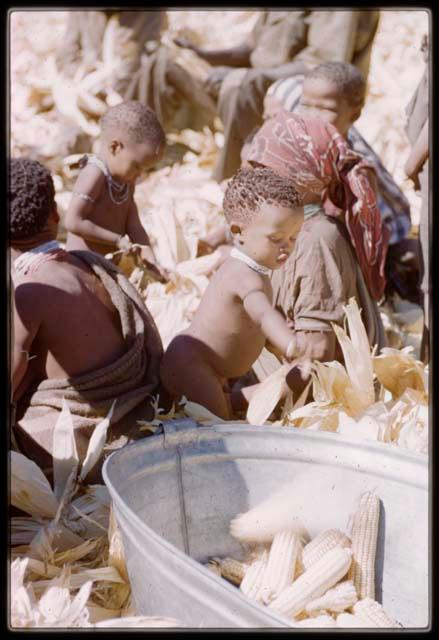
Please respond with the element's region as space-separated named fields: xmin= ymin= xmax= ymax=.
xmin=110 ymin=139 xmax=123 ymax=155
xmin=230 ymin=223 xmax=244 ymax=244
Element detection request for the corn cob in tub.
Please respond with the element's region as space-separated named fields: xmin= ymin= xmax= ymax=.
xmin=305 ymin=580 xmax=358 ymax=616
xmin=353 ymin=598 xmax=402 ymax=628
xmin=336 ymin=612 xmax=373 ymax=628
xmin=294 ymin=614 xmax=337 ymax=628
xmin=207 ymin=557 xmax=248 ymax=586
xmin=348 ymin=492 xmax=380 ymax=599
xmin=268 ymin=546 xmax=352 ymax=619
xmin=239 ymin=550 xmax=269 ymax=603
xmin=259 ymin=526 xmax=307 ymax=604
xmin=302 ymin=528 xmax=351 ymax=570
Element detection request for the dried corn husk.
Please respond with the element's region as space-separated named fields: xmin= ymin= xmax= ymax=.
xmin=10 ymin=452 xmax=59 ymax=519
xmin=246 ymin=364 xmax=290 ymax=425
xmin=182 ymin=399 xmax=225 ymax=424
xmin=52 ymin=398 xmax=79 ymax=501
xmin=79 ymin=401 xmax=116 ymax=482
xmin=108 ymin=505 xmax=129 ymax=583
xmin=331 ymin=299 xmax=375 ymax=416
xmin=373 ymin=347 xmax=426 ymax=399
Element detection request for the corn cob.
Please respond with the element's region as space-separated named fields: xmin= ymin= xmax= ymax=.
xmin=348 ymin=492 xmax=380 ymax=599
xmin=294 ymin=548 xmax=305 ymax=579
xmin=245 ymin=543 xmax=271 ymax=564
xmin=259 ymin=529 xmax=303 ymax=604
xmin=239 ymin=551 xmax=269 ymax=603
xmin=353 ymin=598 xmax=402 ymax=628
xmin=268 ymin=546 xmax=352 ymax=619
xmin=209 ymin=557 xmax=248 ymax=586
xmin=305 ymin=580 xmax=358 ymax=616
xmin=204 ymin=561 xmax=222 ymax=577
xmin=336 ymin=612 xmax=373 ymax=628
xmin=294 ymin=614 xmax=337 ymax=628
xmin=302 ymin=529 xmax=351 ymax=570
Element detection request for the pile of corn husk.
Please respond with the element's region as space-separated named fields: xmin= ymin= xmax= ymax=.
xmin=10 ymin=399 xmax=186 ymax=628
xmin=246 ymin=298 xmax=428 ymax=456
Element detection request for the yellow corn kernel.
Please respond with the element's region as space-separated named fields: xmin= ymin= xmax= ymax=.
xmin=306 ymin=580 xmax=358 ymax=616
xmin=348 ymin=492 xmax=380 ymax=600
xmin=302 ymin=529 xmax=351 ymax=570
xmin=269 ymin=546 xmax=352 ymax=619
xmin=353 ymin=598 xmax=402 ymax=628
xmin=260 ymin=529 xmax=303 ymax=604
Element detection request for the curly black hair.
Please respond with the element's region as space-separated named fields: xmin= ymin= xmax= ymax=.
xmin=9 ymin=158 xmax=55 ymax=239
xmin=100 ymin=100 xmax=166 ymax=147
xmin=223 ymin=167 xmax=302 ymax=226
xmin=306 ymin=62 xmax=366 ymax=108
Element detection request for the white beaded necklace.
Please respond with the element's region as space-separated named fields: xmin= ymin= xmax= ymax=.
xmin=230 ymin=248 xmax=272 ymax=276
xmin=84 ymin=155 xmax=131 ymax=205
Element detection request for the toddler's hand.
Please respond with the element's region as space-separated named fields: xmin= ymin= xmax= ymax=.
xmin=117 ymin=234 xmax=132 ymax=251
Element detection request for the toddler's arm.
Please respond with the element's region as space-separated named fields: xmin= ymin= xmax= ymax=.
xmin=126 ymin=199 xmax=157 ymax=264
xmin=242 ymin=287 xmax=307 ymax=361
xmin=65 ymin=167 xmax=127 ymax=249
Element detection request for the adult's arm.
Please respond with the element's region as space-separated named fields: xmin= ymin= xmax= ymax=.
xmin=174 ymin=37 xmax=253 ymax=68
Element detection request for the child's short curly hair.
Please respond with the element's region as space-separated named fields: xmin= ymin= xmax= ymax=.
xmin=223 ymin=167 xmax=302 ymax=226
xmin=100 ymin=100 xmax=166 ymax=147
xmin=306 ymin=61 xmax=366 ymax=108
xmin=9 ymin=158 xmax=55 ymax=239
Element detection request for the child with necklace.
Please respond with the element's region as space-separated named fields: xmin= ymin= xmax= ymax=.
xmin=65 ymin=101 xmax=166 ymax=279
xmin=160 ymin=167 xmax=322 ymax=420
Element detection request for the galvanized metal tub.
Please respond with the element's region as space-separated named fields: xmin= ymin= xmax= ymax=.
xmin=103 ymin=420 xmax=429 ymax=629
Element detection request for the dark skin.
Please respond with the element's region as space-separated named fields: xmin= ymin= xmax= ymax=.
xmin=174 ymin=37 xmax=307 ymax=98
xmin=174 ymin=37 xmax=253 ymax=68
xmin=65 ymin=127 xmax=166 ymax=280
xmin=11 ymin=207 xmax=126 ymax=403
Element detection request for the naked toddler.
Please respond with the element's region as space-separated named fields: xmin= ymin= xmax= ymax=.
xmin=160 ymin=167 xmax=313 ymax=419
xmin=65 ymin=100 xmax=166 ymax=274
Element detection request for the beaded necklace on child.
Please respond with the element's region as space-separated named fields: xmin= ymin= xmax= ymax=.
xmin=73 ymin=155 xmax=131 ymax=206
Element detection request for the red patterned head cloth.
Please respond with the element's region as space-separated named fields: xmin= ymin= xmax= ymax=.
xmin=247 ymin=110 xmax=390 ymax=301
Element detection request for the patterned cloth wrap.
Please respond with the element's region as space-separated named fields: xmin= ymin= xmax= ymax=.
xmin=247 ymin=109 xmax=390 ymax=301
xmin=266 ymin=75 xmax=412 ymax=245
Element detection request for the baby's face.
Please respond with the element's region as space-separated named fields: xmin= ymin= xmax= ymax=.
xmin=236 ymin=202 xmax=304 ymax=270
xmin=299 ymin=77 xmax=359 ymax=136
xmin=107 ymin=134 xmax=165 ymax=183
